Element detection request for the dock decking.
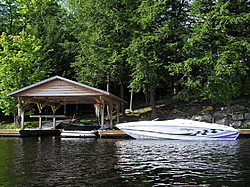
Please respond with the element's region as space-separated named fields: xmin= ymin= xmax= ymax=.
xmin=0 ymin=129 xmax=131 ymax=138
xmin=238 ymin=129 xmax=250 ymax=138
xmin=99 ymin=130 xmax=132 ymax=139
xmin=0 ymin=129 xmax=61 ymax=137
xmin=0 ymin=129 xmax=20 ymax=137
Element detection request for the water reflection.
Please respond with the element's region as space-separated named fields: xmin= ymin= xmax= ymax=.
xmin=0 ymin=138 xmax=22 ymax=187
xmin=1 ymin=137 xmax=250 ymax=187
xmin=0 ymin=137 xmax=120 ymax=187
xmin=115 ymin=140 xmax=242 ymax=186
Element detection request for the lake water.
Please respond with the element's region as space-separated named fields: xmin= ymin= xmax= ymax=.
xmin=0 ymin=137 xmax=250 ymax=187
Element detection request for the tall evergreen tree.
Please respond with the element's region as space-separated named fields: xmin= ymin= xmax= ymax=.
xmin=68 ymin=0 xmax=189 ymax=118
xmin=127 ymin=0 xmax=189 ymax=118
xmin=69 ymin=0 xmax=134 ymax=98
xmin=16 ymin=0 xmax=77 ymax=78
xmin=0 ymin=0 xmax=22 ymax=34
xmin=170 ymin=0 xmax=250 ymax=105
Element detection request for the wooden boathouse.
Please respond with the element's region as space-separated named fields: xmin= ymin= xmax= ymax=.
xmin=7 ymin=76 xmax=126 ymax=135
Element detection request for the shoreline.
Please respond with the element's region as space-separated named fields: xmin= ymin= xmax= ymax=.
xmin=0 ymin=129 xmax=249 ymax=139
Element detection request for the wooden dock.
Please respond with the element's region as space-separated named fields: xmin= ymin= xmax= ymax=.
xmin=0 ymin=129 xmax=131 ymax=138
xmin=0 ymin=129 xmax=250 ymax=139
xmin=19 ymin=129 xmax=61 ymax=137
xmin=239 ymin=129 xmax=250 ymax=134
xmin=239 ymin=129 xmax=250 ymax=138
xmin=0 ymin=129 xmax=61 ymax=137
xmin=99 ymin=130 xmax=133 ymax=139
xmin=0 ymin=129 xmax=20 ymax=137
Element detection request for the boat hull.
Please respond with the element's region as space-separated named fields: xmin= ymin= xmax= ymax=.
xmin=116 ymin=119 xmax=239 ymax=140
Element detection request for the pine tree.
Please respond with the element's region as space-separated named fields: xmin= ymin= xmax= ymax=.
xmin=127 ymin=0 xmax=189 ymax=118
xmin=170 ymin=0 xmax=250 ymax=104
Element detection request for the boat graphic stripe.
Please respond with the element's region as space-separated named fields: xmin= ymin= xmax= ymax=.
xmin=122 ymin=128 xmax=239 ymax=139
xmin=210 ymin=132 xmax=239 ymax=139
xmin=122 ymin=128 xmax=195 ymax=136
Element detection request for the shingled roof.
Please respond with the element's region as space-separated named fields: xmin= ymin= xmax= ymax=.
xmin=7 ymin=75 xmax=126 ymax=106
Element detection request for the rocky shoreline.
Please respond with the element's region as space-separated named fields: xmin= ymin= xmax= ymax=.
xmin=130 ymin=98 xmax=250 ymax=129
xmin=189 ymin=107 xmax=250 ymax=129
xmin=169 ymin=102 xmax=250 ymax=129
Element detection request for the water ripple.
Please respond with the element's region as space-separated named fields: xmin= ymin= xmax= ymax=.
xmin=115 ymin=139 xmax=241 ymax=186
xmin=1 ymin=137 xmax=250 ymax=186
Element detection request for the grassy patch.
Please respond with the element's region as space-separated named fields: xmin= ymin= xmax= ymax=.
xmin=0 ymin=121 xmax=51 ymax=129
xmin=0 ymin=122 xmax=20 ymax=129
xmin=79 ymin=119 xmax=93 ymax=123
xmin=240 ymin=125 xmax=250 ymax=129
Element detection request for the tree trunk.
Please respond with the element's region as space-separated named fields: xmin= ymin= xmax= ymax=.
xmin=144 ymin=91 xmax=150 ymax=105
xmin=129 ymin=91 xmax=133 ymax=111
xmin=13 ymin=113 xmax=20 ymax=127
xmin=226 ymin=102 xmax=231 ymax=113
xmin=106 ymin=74 xmax=110 ymax=118
xmin=150 ymin=86 xmax=157 ymax=119
xmin=173 ymin=74 xmax=180 ymax=95
xmin=120 ymin=80 xmax=126 ymax=120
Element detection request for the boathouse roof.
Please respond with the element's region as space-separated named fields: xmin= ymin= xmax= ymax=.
xmin=7 ymin=75 xmax=126 ymax=107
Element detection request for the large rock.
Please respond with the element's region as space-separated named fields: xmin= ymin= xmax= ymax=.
xmin=232 ymin=121 xmax=241 ymax=128
xmin=191 ymin=114 xmax=212 ymax=123
xmin=230 ymin=105 xmax=245 ymax=113
xmin=232 ymin=114 xmax=244 ymax=121
xmin=243 ymin=120 xmax=250 ymax=126
xmin=213 ymin=111 xmax=227 ymax=121
xmin=244 ymin=113 xmax=250 ymax=120
xmin=215 ymin=117 xmax=231 ymax=126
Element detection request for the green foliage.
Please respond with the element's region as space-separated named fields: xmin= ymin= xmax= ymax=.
xmin=0 ymin=31 xmax=50 ymax=115
xmin=69 ymin=0 xmax=133 ymax=87
xmin=0 ymin=122 xmax=20 ymax=129
xmin=240 ymin=124 xmax=250 ymax=129
xmin=170 ymin=0 xmax=250 ymax=104
xmin=0 ymin=0 xmax=249 ymax=120
xmin=0 ymin=121 xmax=51 ymax=129
xmin=128 ymin=0 xmax=189 ymax=93
xmin=23 ymin=0 xmax=77 ymax=78
xmin=67 ymin=0 xmax=189 ymax=118
xmin=1 ymin=0 xmax=77 ymax=79
xmin=0 ymin=0 xmax=23 ymax=34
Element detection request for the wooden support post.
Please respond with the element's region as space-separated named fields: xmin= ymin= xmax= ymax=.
xmin=21 ymin=109 xmax=25 ymax=130
xmin=52 ymin=114 xmax=56 ymax=129
xmin=17 ymin=104 xmax=25 ymax=130
xmin=39 ymin=116 xmax=42 ymax=129
xmin=51 ymin=104 xmax=62 ymax=114
xmin=36 ymin=102 xmax=46 ymax=113
xmin=101 ymin=99 xmax=105 ymax=129
xmin=30 ymin=115 xmax=65 ymax=129
xmin=115 ymin=104 xmax=120 ymax=124
xmin=108 ymin=103 xmax=113 ymax=129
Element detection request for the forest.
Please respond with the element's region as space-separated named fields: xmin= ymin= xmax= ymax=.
xmin=0 ymin=0 xmax=249 ymax=120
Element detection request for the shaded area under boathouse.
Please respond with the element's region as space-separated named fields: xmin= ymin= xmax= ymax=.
xmin=7 ymin=76 xmax=126 ymax=134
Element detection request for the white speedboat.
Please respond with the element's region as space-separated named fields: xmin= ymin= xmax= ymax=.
xmin=116 ymin=119 xmax=239 ymax=140
xmin=60 ymin=130 xmax=98 ymax=138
